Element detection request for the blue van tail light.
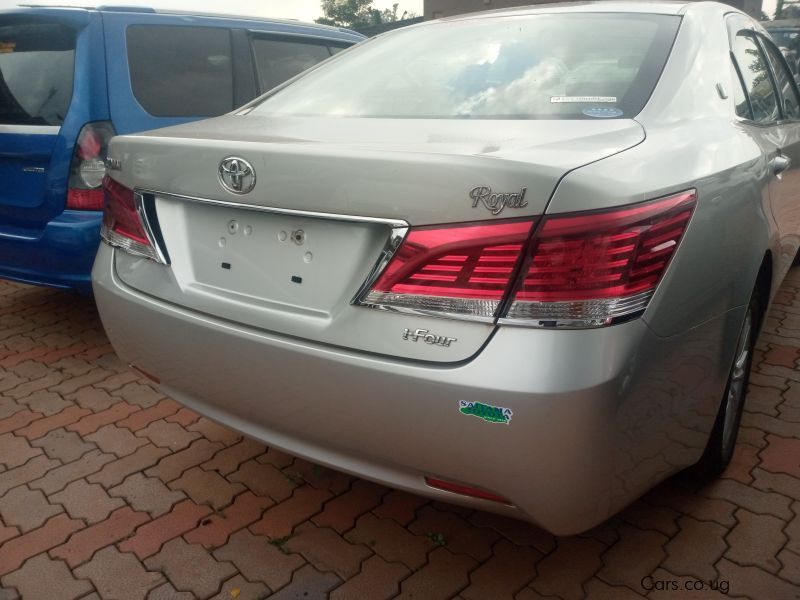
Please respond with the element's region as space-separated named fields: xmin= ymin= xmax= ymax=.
xmin=67 ymin=122 xmax=115 ymax=210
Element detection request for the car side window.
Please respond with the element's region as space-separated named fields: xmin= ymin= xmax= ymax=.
xmin=761 ymin=36 xmax=800 ymax=120
xmin=730 ymin=61 xmax=752 ymax=119
xmin=250 ymin=37 xmax=336 ymax=93
xmin=732 ymin=32 xmax=780 ymax=123
xmin=127 ymin=25 xmax=234 ymax=118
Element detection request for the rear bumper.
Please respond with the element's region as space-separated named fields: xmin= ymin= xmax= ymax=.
xmin=93 ymin=243 xmax=738 ymax=535
xmin=0 ymin=210 xmax=102 ymax=293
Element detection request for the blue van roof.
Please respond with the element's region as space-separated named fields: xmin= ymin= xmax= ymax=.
xmin=9 ymin=4 xmax=363 ymax=39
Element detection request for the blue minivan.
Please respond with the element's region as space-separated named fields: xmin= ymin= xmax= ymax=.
xmin=0 ymin=7 xmax=362 ymax=292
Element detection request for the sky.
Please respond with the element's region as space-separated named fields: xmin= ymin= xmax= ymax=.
xmin=0 ymin=0 xmax=424 ymax=21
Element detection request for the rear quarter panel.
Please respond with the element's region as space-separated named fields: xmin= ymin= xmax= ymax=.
xmin=552 ymin=120 xmax=770 ymax=339
xmin=542 ymin=5 xmax=782 ymax=521
xmin=548 ymin=3 xmax=775 ymax=339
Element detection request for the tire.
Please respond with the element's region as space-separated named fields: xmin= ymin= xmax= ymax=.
xmin=694 ymin=292 xmax=759 ymax=478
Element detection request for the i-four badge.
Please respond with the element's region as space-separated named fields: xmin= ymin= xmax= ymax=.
xmin=402 ymin=328 xmax=457 ymax=347
xmin=459 ymin=400 xmax=513 ymax=425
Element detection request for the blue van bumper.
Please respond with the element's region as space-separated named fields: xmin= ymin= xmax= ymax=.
xmin=0 ymin=211 xmax=102 ymax=294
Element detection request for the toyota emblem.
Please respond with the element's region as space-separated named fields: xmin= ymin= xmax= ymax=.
xmin=218 ymin=157 xmax=256 ymax=195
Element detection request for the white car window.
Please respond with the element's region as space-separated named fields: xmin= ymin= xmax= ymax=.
xmin=732 ymin=32 xmax=780 ymax=123
xmin=248 ymin=13 xmax=681 ymax=120
xmin=761 ymin=36 xmax=800 ymax=120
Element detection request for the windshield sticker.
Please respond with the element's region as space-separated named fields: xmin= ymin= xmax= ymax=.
xmin=551 ymin=96 xmax=617 ymax=104
xmin=459 ymin=400 xmax=513 ymax=425
xmin=583 ymin=107 xmax=624 ymax=119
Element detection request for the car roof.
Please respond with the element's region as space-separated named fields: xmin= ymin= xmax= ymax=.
xmin=7 ymin=3 xmax=362 ymax=37
xmin=435 ymin=0 xmax=693 ymax=21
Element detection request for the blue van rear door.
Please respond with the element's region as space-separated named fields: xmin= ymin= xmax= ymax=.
xmin=0 ymin=9 xmax=103 ymax=229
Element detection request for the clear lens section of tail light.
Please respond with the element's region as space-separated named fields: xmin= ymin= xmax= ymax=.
xmin=354 ymin=220 xmax=536 ymax=320
xmin=100 ymin=176 xmax=166 ymax=263
xmin=67 ymin=122 xmax=115 ymax=210
xmin=501 ymin=190 xmax=697 ymax=328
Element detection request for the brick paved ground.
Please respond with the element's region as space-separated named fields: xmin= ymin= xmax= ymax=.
xmin=0 ymin=274 xmax=798 ymax=600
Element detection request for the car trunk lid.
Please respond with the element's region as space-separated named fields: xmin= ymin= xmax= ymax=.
xmin=108 ymin=115 xmax=644 ymax=362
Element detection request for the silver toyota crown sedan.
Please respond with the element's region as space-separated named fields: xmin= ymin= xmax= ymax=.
xmin=92 ymin=1 xmax=800 ymax=534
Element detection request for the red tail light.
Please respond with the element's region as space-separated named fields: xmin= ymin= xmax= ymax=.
xmin=504 ymin=190 xmax=696 ymax=327
xmin=100 ymin=176 xmax=163 ymax=262
xmin=67 ymin=122 xmax=115 ymax=210
xmin=357 ymin=220 xmax=535 ymax=320
xmin=355 ymin=190 xmax=696 ymax=327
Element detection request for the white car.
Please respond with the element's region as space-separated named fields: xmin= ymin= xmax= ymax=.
xmin=93 ymin=2 xmax=800 ymax=534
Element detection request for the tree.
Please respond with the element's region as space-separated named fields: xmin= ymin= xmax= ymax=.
xmin=316 ymin=0 xmax=379 ymax=28
xmin=379 ymin=3 xmax=416 ymax=23
xmin=316 ymin=1 xmax=415 ymax=29
xmin=775 ymin=0 xmax=800 ymax=19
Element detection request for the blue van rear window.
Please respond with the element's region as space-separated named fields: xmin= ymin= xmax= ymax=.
xmin=127 ymin=25 xmax=235 ymax=117
xmin=251 ymin=37 xmax=337 ymax=93
xmin=0 ymin=21 xmax=76 ymax=126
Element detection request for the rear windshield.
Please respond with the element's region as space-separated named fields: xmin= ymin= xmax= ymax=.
xmin=0 ymin=21 xmax=76 ymax=126
xmin=247 ymin=13 xmax=680 ymax=120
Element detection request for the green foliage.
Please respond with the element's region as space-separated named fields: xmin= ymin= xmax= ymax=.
xmin=776 ymin=0 xmax=800 ymax=19
xmin=268 ymin=534 xmax=293 ymax=554
xmin=427 ymin=531 xmax=447 ymax=546
xmin=283 ymin=471 xmax=303 ymax=485
xmin=316 ymin=0 xmax=415 ymax=29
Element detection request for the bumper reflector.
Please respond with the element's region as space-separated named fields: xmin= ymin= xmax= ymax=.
xmin=425 ymin=476 xmax=512 ymax=505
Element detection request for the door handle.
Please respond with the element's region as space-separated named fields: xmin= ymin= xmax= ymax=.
xmin=771 ymin=154 xmax=791 ymax=176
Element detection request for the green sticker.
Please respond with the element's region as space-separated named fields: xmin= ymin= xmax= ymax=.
xmin=459 ymin=400 xmax=513 ymax=425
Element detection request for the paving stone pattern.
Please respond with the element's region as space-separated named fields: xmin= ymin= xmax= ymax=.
xmin=0 ymin=277 xmax=798 ymax=599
